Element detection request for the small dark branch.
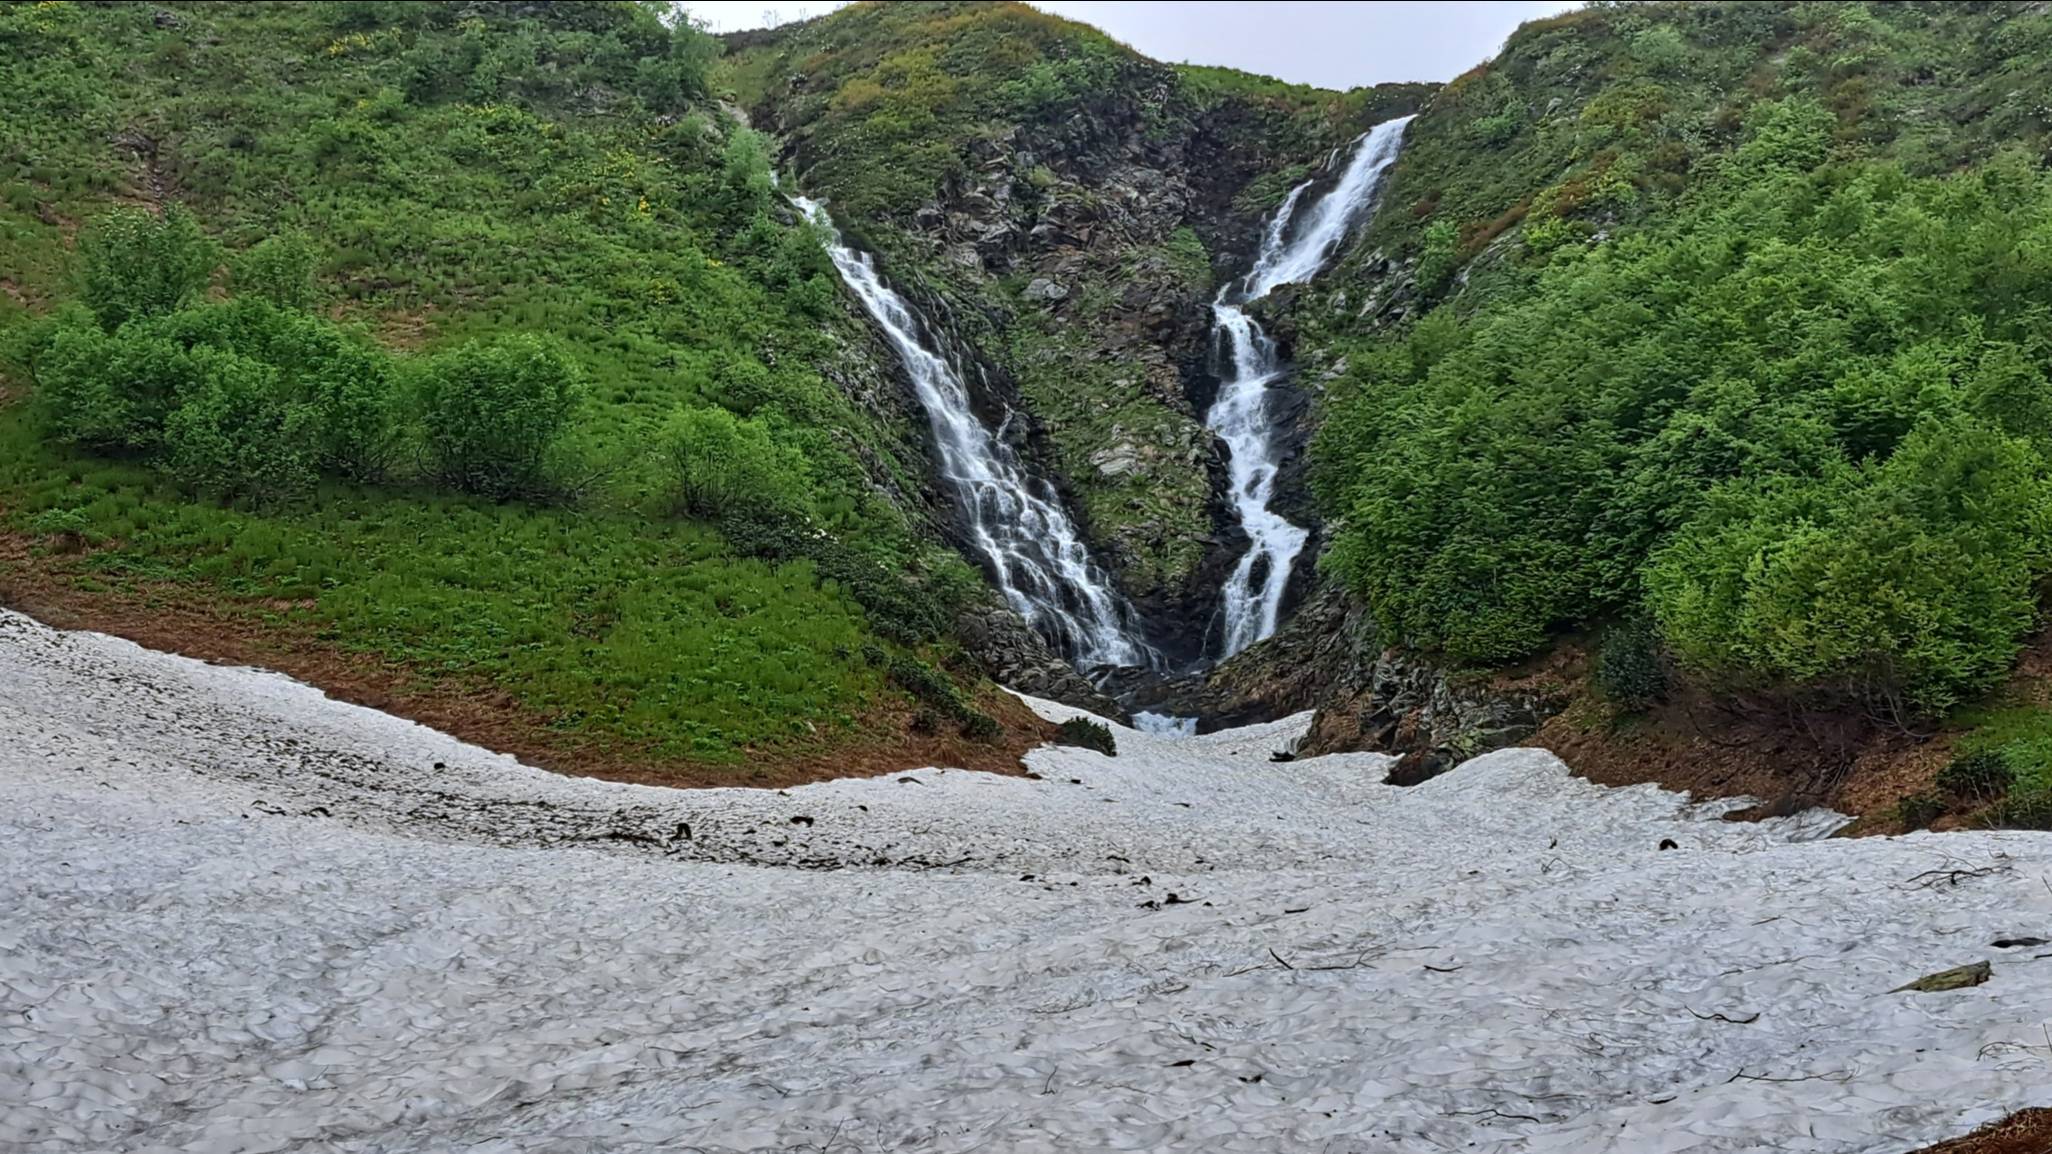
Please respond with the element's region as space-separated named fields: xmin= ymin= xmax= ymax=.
xmin=1268 ymin=947 xmax=1295 ymax=971
xmin=1447 ymin=1107 xmax=1545 ymax=1124
xmin=1726 ymin=1068 xmax=1851 ymax=1085
xmin=1686 ymin=1007 xmax=1760 ymax=1025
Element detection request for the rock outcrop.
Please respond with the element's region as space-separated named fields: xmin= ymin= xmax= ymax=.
xmin=1136 ymin=585 xmax=1569 ymax=780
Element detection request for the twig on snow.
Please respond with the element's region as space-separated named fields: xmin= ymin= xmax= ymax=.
xmin=1687 ymin=1007 xmax=1761 ymax=1025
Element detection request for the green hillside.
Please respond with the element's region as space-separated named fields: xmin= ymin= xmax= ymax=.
xmin=0 ymin=0 xmax=1007 ymax=775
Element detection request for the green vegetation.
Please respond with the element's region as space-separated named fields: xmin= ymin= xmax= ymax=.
xmin=1941 ymin=706 xmax=2052 ymax=829
xmin=726 ymin=1 xmax=1429 ymax=602
xmin=1319 ymin=102 xmax=2052 ymax=717
xmin=1593 ymin=617 xmax=1665 ymax=713
xmin=416 ymin=333 xmax=584 ymax=500
xmin=1053 ymin=716 xmax=1116 ymax=757
xmin=0 ymin=0 xmax=1000 ymax=769
xmin=1322 ymin=0 xmax=2052 ymax=327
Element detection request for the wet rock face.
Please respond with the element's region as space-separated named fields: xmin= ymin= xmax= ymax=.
xmin=1299 ymin=641 xmax=1567 ymax=779
xmin=1145 ymin=584 xmax=1568 ymax=770
xmin=953 ymin=599 xmax=1127 ymax=722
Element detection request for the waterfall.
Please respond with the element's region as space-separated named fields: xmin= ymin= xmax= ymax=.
xmin=793 ymin=196 xmax=1156 ymax=671
xmin=1206 ymin=115 xmax=1412 ymax=658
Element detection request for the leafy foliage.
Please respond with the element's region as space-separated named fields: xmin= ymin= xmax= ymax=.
xmin=1593 ymin=617 xmax=1666 ymax=712
xmin=417 ymin=333 xmax=583 ymax=500
xmin=77 ymin=206 xmax=218 ymax=330
xmin=667 ymin=405 xmax=815 ymax=533
xmin=1318 ymin=107 xmax=2052 ymax=713
xmin=232 ymin=233 xmax=322 ymax=310
xmin=1936 ymin=749 xmax=2013 ymax=803
xmin=1054 ymin=716 xmax=1116 ymax=757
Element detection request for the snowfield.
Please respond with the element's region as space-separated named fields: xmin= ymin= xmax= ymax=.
xmin=4 ymin=609 xmax=2051 ymax=1153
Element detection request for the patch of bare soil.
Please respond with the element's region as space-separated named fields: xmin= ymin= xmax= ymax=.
xmin=1911 ymin=1110 xmax=2052 ymax=1154
xmin=0 ymin=534 xmax=1048 ymax=790
xmin=1526 ymin=660 xmax=2011 ymax=835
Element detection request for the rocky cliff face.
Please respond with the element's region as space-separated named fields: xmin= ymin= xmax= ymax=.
xmin=725 ymin=3 xmax=1429 ymax=661
xmin=1122 ymin=584 xmax=1569 ymax=777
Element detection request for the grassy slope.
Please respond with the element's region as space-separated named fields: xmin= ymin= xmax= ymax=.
xmin=1325 ymin=0 xmax=2052 ymax=322
xmin=0 ymin=0 xmax=1023 ymax=775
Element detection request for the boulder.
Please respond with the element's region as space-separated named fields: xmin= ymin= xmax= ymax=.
xmin=1023 ymin=277 xmax=1069 ymax=302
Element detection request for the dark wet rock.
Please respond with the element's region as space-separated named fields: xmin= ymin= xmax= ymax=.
xmin=1137 ymin=584 xmax=1566 ymax=766
xmin=954 ymin=598 xmax=1126 ymax=721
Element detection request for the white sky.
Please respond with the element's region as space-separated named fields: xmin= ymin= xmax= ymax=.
xmin=678 ymin=1 xmax=1582 ymax=88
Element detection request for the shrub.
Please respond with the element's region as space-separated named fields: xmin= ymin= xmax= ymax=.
xmin=232 ymin=233 xmax=322 ymax=310
xmin=1416 ymin=218 xmax=1460 ymax=291
xmin=1594 ymin=617 xmax=1666 ymax=711
xmin=157 ymin=300 xmax=400 ymax=482
xmin=39 ymin=301 xmax=400 ymax=486
xmin=35 ymin=320 xmax=188 ymax=451
xmin=26 ymin=507 xmax=91 ymax=550
xmin=665 ymin=405 xmax=814 ymax=532
xmin=1894 ymin=790 xmax=1946 ymax=830
xmin=1936 ymin=749 xmax=2014 ymax=802
xmin=1649 ymin=419 xmax=2052 ymax=714
xmin=883 ymin=651 xmax=964 ymax=714
xmin=78 ymin=206 xmax=217 ymax=330
xmin=161 ymin=348 xmax=322 ymax=502
xmin=1988 ymin=791 xmax=2052 ymax=831
xmin=417 ymin=334 xmax=582 ymax=499
xmin=1054 ymin=716 xmax=1116 ymax=757
xmin=960 ymin=709 xmax=1002 ymax=742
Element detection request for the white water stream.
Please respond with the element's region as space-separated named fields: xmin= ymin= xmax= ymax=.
xmin=1208 ymin=117 xmax=1412 ymax=657
xmin=794 ymin=196 xmax=1153 ymax=670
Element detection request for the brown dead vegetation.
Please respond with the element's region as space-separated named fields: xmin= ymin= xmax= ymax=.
xmin=1910 ymin=1110 xmax=2052 ymax=1154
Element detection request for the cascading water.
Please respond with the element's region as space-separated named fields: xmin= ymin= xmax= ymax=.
xmin=1206 ymin=115 xmax=1413 ymax=658
xmin=793 ymin=195 xmax=1155 ymax=671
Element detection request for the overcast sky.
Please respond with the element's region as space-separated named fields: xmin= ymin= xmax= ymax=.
xmin=678 ymin=1 xmax=1581 ymax=88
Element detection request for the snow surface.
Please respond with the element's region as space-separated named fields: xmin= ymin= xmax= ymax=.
xmin=4 ymin=607 xmax=2052 ymax=1153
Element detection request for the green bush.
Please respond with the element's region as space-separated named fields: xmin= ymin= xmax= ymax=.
xmin=1988 ymin=791 xmax=2052 ymax=831
xmin=78 ymin=206 xmax=218 ymax=331
xmin=25 ymin=507 xmax=91 ymax=546
xmin=1594 ymin=617 xmax=1667 ymax=711
xmin=1648 ymin=418 xmax=2051 ymax=713
xmin=35 ymin=320 xmax=189 ymax=451
xmin=232 ymin=233 xmax=322 ymax=310
xmin=161 ymin=348 xmax=321 ymax=502
xmin=417 ymin=334 xmax=583 ymax=500
xmin=152 ymin=300 xmax=400 ymax=482
xmin=1936 ymin=748 xmax=2014 ymax=801
xmin=37 ymin=301 xmax=400 ymax=490
xmin=1894 ymin=790 xmax=1946 ymax=830
xmin=1054 ymin=716 xmax=1117 ymax=757
xmin=665 ymin=405 xmax=814 ymax=532
xmin=960 ymin=709 xmax=1002 ymax=743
